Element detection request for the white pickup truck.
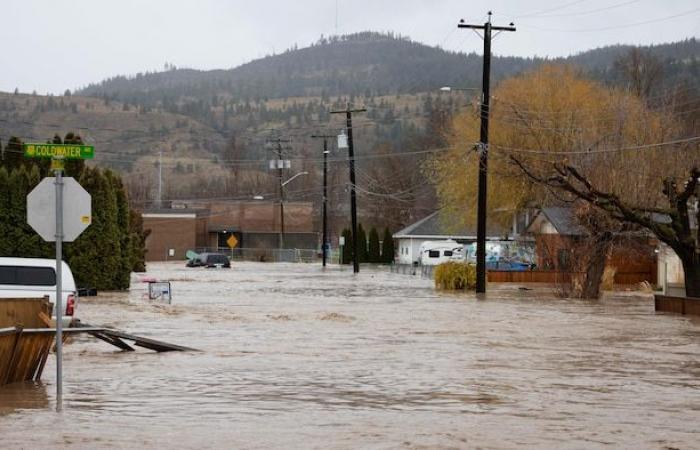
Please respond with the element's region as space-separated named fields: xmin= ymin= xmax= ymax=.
xmin=0 ymin=257 xmax=78 ymax=326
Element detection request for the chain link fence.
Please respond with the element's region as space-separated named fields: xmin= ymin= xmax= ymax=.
xmin=390 ymin=263 xmax=434 ymax=278
xmin=194 ymin=247 xmax=324 ymax=263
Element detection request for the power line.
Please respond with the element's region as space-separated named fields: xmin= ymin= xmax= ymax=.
xmin=491 ymin=135 xmax=700 ymax=155
xmin=518 ymin=0 xmax=641 ymax=19
xmin=498 ymin=0 xmax=586 ymax=19
xmin=521 ymin=7 xmax=700 ymax=32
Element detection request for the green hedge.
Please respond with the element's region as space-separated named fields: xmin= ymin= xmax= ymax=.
xmin=434 ymin=262 xmax=477 ymax=290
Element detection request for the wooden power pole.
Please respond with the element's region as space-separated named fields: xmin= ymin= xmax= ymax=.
xmin=331 ymin=105 xmax=366 ymax=274
xmin=458 ymin=12 xmax=515 ymax=293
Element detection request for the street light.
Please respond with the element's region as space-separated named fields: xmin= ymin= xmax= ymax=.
xmin=279 ymin=171 xmax=308 ymax=250
xmin=440 ymin=86 xmax=478 ymax=92
xmin=282 ymin=171 xmax=308 ymax=187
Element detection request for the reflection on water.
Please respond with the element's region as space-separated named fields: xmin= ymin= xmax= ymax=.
xmin=0 ymin=262 xmax=699 ymax=449
xmin=0 ymin=382 xmax=49 ymax=415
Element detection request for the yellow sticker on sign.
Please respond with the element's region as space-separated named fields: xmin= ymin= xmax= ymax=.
xmin=226 ymin=235 xmax=238 ymax=248
xmin=81 ymin=215 xmax=91 ymax=224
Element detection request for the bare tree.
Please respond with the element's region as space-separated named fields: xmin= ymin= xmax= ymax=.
xmin=614 ymin=48 xmax=664 ymax=100
xmin=512 ymin=158 xmax=700 ymax=298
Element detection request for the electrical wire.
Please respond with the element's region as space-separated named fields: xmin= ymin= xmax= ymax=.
xmin=508 ymin=0 xmax=642 ymax=20
xmin=491 ymin=135 xmax=700 ymax=155
xmin=520 ymin=7 xmax=700 ymax=32
xmin=497 ymin=0 xmax=587 ymax=19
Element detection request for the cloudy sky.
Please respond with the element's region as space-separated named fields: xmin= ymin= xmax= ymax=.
xmin=2 ymin=0 xmax=698 ymax=94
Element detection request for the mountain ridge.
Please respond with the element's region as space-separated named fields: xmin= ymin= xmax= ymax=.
xmin=76 ymin=32 xmax=700 ymax=103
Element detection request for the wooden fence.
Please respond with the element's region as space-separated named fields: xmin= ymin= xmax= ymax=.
xmin=487 ymin=271 xmax=572 ymax=283
xmin=0 ymin=327 xmax=54 ymax=385
xmin=390 ymin=263 xmax=655 ymax=286
xmin=655 ymin=294 xmax=700 ymax=316
xmin=487 ymin=270 xmax=654 ymax=285
xmin=0 ymin=298 xmax=54 ymax=386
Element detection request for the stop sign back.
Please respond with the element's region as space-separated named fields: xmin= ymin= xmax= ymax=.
xmin=27 ymin=177 xmax=92 ymax=242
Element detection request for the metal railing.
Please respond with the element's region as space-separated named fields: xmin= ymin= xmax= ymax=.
xmin=390 ymin=263 xmax=434 ymax=279
xmin=194 ymin=247 xmax=322 ymax=263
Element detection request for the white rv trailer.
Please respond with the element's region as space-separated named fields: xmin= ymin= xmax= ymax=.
xmin=418 ymin=240 xmax=465 ymax=266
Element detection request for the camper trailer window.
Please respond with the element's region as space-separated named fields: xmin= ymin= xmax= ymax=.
xmin=428 ymin=250 xmax=440 ymax=258
xmin=444 ymin=250 xmax=453 ymax=257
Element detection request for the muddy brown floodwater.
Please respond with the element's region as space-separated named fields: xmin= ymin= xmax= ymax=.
xmin=1 ymin=262 xmax=700 ymax=449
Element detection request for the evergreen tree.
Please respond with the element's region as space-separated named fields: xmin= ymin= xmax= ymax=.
xmin=0 ymin=132 xmax=145 ymax=289
xmin=106 ymin=170 xmax=132 ymax=289
xmin=381 ymin=228 xmax=395 ymax=263
xmin=1 ymin=137 xmax=26 ymax=172
xmin=357 ymin=224 xmax=368 ymax=263
xmin=341 ymin=228 xmax=353 ymax=264
xmin=129 ymin=210 xmax=149 ymax=272
xmin=368 ymin=227 xmax=380 ymax=263
xmin=53 ymin=133 xmax=86 ymax=176
xmin=0 ymin=167 xmax=10 ymax=256
xmin=7 ymin=166 xmax=46 ymax=257
xmin=67 ymin=167 xmax=122 ymax=290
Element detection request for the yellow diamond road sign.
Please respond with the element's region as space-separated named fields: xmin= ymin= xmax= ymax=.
xmin=226 ymin=235 xmax=238 ymax=248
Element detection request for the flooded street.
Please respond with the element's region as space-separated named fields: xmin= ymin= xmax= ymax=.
xmin=1 ymin=262 xmax=700 ymax=449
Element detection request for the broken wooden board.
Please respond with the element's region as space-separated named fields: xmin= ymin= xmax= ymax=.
xmin=2 ymin=323 xmax=198 ymax=385
xmin=73 ymin=323 xmax=199 ymax=352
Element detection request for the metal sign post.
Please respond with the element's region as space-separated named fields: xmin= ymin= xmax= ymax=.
xmin=25 ymin=143 xmax=93 ymax=413
xmin=54 ymin=164 xmax=64 ymax=412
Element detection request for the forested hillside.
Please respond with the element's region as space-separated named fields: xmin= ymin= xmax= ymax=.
xmin=78 ymin=32 xmax=700 ymax=109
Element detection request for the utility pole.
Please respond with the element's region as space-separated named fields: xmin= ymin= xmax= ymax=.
xmin=331 ymin=105 xmax=365 ymax=274
xmin=458 ymin=12 xmax=515 ymax=293
xmin=54 ymin=161 xmax=64 ymax=411
xmin=266 ymin=137 xmax=291 ymax=250
xmin=312 ymin=134 xmax=335 ymax=267
xmin=157 ymin=150 xmax=163 ymax=208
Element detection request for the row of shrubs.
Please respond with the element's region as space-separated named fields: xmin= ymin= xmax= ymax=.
xmin=340 ymin=225 xmax=394 ymax=264
xmin=434 ymin=262 xmax=477 ymax=291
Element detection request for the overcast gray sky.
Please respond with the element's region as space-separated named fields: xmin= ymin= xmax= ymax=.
xmin=2 ymin=0 xmax=698 ymax=95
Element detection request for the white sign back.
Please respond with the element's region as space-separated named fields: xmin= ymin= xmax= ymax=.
xmin=27 ymin=177 xmax=92 ymax=242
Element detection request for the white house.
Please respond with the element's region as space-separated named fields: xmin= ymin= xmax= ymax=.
xmin=654 ymin=212 xmax=696 ymax=296
xmin=393 ymin=211 xmax=523 ymax=265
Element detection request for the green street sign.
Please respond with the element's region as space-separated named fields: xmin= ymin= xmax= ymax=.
xmin=23 ymin=143 xmax=95 ymax=160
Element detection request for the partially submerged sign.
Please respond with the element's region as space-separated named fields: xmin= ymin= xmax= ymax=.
xmin=23 ymin=143 xmax=95 ymax=160
xmin=148 ymin=281 xmax=172 ymax=303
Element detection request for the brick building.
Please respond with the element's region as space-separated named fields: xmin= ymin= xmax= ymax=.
xmin=142 ymin=201 xmax=318 ymax=261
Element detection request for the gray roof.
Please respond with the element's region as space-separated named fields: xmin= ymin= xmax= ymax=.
xmin=393 ymin=211 xmax=509 ymax=239
xmin=532 ymin=206 xmax=699 ymax=236
xmin=529 ymin=207 xmax=586 ymax=236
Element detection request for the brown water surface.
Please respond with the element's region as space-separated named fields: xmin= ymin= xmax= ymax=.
xmin=1 ymin=262 xmax=699 ymax=449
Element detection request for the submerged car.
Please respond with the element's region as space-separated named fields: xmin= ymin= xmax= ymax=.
xmin=186 ymin=253 xmax=230 ymax=268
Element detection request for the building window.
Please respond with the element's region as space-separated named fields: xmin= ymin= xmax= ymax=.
xmin=557 ymin=249 xmax=571 ymax=270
